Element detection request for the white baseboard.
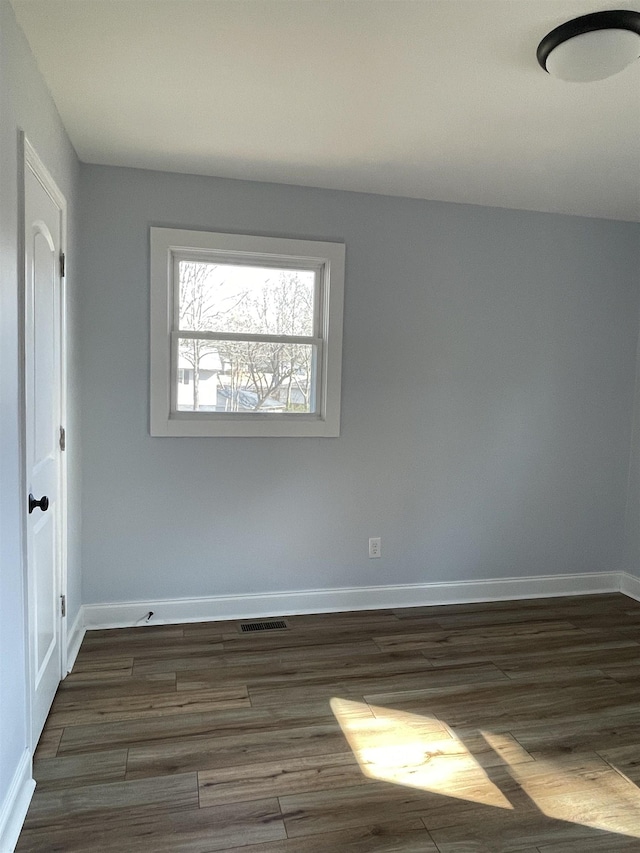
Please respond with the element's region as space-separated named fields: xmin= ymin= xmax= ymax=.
xmin=65 ymin=606 xmax=85 ymax=674
xmin=0 ymin=750 xmax=34 ymax=853
xmin=82 ymin=571 xmax=621 ymax=629
xmin=620 ymin=571 xmax=640 ymax=603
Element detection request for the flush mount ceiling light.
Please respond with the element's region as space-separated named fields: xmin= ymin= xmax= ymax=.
xmin=537 ymin=9 xmax=640 ymax=81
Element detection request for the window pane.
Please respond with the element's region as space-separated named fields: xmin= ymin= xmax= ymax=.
xmin=177 ymin=338 xmax=316 ymax=413
xmin=178 ymin=261 xmax=315 ymax=336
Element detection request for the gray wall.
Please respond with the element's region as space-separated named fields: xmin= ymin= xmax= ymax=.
xmin=79 ymin=164 xmax=640 ymax=605
xmin=623 ymin=309 xmax=640 ymax=580
xmin=0 ymin=0 xmax=80 ymax=825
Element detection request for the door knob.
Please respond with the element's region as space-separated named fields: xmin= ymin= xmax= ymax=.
xmin=28 ymin=494 xmax=49 ymax=514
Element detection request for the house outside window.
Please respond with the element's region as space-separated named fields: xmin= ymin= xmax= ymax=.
xmin=150 ymin=227 xmax=345 ymax=437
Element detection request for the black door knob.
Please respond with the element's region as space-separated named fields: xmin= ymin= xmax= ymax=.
xmin=28 ymin=494 xmax=49 ymax=514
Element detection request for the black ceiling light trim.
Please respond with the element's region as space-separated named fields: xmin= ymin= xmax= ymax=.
xmin=537 ymin=9 xmax=640 ymax=73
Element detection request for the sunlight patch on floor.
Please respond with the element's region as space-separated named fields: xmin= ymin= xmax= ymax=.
xmin=331 ymin=698 xmax=640 ymax=838
xmin=330 ymin=697 xmax=512 ymax=809
xmin=503 ymin=747 xmax=640 ymax=839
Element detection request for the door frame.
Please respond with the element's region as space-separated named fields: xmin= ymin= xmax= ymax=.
xmin=19 ymin=133 xmax=69 ymax=750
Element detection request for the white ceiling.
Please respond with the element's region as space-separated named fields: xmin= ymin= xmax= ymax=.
xmin=11 ymin=0 xmax=640 ymax=221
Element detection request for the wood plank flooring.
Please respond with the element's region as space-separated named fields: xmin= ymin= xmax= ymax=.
xmin=16 ymin=593 xmax=640 ymax=852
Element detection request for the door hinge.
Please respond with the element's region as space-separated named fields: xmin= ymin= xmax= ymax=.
xmin=59 ymin=426 xmax=66 ymax=451
xmin=60 ymin=595 xmax=66 ymax=618
xmin=60 ymin=252 xmax=65 ymax=278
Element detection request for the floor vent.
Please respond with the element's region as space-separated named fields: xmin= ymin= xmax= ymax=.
xmin=240 ymin=620 xmax=288 ymax=633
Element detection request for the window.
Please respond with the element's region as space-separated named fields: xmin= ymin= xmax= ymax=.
xmin=150 ymin=228 xmax=345 ymax=437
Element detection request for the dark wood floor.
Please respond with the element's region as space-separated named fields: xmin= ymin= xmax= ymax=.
xmin=16 ymin=592 xmax=640 ymax=852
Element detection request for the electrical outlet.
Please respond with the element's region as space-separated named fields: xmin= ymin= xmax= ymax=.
xmin=369 ymin=537 xmax=381 ymax=558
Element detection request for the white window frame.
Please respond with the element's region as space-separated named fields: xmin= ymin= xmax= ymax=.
xmin=150 ymin=227 xmax=345 ymax=437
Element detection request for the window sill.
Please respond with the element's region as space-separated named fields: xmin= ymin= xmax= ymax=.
xmin=150 ymin=413 xmax=340 ymax=437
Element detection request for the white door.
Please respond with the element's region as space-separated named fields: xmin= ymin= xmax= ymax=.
xmin=24 ymin=140 xmax=66 ymax=748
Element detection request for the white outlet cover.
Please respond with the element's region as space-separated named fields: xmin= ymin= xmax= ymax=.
xmin=369 ymin=538 xmax=381 ymax=558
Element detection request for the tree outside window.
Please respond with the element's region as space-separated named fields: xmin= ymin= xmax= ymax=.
xmin=177 ymin=261 xmax=316 ymax=413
